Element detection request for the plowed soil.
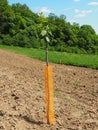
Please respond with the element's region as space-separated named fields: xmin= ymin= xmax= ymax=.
xmin=0 ymin=49 xmax=98 ymax=130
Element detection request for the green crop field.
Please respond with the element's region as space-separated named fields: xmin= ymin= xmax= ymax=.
xmin=0 ymin=45 xmax=98 ymax=69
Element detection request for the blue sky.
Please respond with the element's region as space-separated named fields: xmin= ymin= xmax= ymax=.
xmin=8 ymin=0 xmax=98 ymax=34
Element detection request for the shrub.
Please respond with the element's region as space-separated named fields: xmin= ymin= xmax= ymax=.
xmin=64 ymin=46 xmax=87 ymax=54
xmin=2 ymin=35 xmax=13 ymax=46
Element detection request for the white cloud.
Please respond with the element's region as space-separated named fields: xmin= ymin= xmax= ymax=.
xmin=75 ymin=9 xmax=92 ymax=18
xmin=74 ymin=0 xmax=80 ymax=2
xmin=75 ymin=9 xmax=80 ymax=13
xmin=64 ymin=8 xmax=71 ymax=11
xmin=75 ymin=13 xmax=85 ymax=17
xmin=88 ymin=2 xmax=98 ymax=5
xmin=40 ymin=7 xmax=51 ymax=14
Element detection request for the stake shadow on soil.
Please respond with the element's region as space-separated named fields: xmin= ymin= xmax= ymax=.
xmin=22 ymin=116 xmax=44 ymax=125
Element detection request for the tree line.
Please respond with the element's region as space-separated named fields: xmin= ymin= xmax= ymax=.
xmin=0 ymin=0 xmax=98 ymax=54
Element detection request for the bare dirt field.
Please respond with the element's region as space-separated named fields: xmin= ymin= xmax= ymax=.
xmin=0 ymin=49 xmax=98 ymax=130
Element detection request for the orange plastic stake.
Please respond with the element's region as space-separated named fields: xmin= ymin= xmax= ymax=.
xmin=44 ymin=65 xmax=55 ymax=124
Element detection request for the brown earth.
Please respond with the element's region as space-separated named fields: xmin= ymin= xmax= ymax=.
xmin=0 ymin=49 xmax=98 ymax=130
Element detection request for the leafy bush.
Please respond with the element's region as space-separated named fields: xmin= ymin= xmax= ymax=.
xmin=2 ymin=35 xmax=13 ymax=46
xmin=64 ymin=46 xmax=87 ymax=54
xmin=90 ymin=46 xmax=98 ymax=54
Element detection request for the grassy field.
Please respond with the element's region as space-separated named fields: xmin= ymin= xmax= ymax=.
xmin=0 ymin=45 xmax=98 ymax=69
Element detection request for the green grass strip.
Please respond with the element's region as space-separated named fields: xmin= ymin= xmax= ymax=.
xmin=0 ymin=45 xmax=98 ymax=69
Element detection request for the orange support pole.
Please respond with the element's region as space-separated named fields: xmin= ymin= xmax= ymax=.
xmin=44 ymin=65 xmax=55 ymax=124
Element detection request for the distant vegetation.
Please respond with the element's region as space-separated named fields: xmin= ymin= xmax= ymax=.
xmin=0 ymin=0 xmax=98 ymax=54
xmin=0 ymin=45 xmax=98 ymax=69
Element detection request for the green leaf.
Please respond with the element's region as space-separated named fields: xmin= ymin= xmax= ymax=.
xmin=46 ymin=36 xmax=50 ymax=42
xmin=48 ymin=31 xmax=52 ymax=36
xmin=41 ymin=30 xmax=47 ymax=36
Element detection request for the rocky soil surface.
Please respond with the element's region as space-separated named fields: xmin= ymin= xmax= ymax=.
xmin=0 ymin=49 xmax=98 ymax=130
